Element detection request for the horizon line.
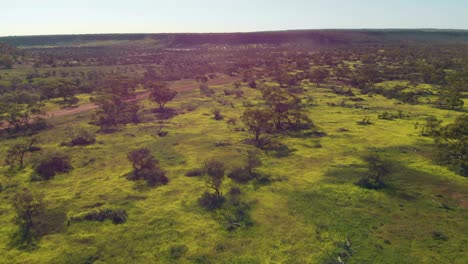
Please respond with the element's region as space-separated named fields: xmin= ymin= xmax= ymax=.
xmin=1 ymin=28 xmax=468 ymax=38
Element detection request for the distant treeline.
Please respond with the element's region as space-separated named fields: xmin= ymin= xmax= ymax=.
xmin=1 ymin=30 xmax=468 ymax=47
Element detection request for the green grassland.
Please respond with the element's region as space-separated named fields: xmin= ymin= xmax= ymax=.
xmin=0 ymin=80 xmax=467 ymax=263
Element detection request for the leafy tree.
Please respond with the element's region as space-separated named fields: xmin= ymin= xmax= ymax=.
xmin=437 ymin=88 xmax=464 ymax=111
xmin=203 ymin=159 xmax=225 ymax=199
xmin=357 ymin=153 xmax=392 ymax=189
xmin=241 ymin=108 xmax=273 ymax=146
xmin=127 ymin=148 xmax=168 ymax=186
xmin=55 ymin=79 xmax=79 ymax=107
xmin=419 ymin=116 xmax=442 ymax=137
xmin=11 ymin=188 xmax=45 ymax=247
xmin=148 ymin=82 xmax=177 ymax=110
xmin=4 ymin=138 xmax=39 ymax=168
xmin=99 ymin=75 xmax=136 ymax=98
xmin=434 ymin=114 xmax=467 ymax=176
xmin=245 ymin=150 xmax=262 ymax=178
xmin=127 ymin=148 xmax=156 ymax=176
xmin=94 ymin=93 xmax=140 ymax=132
xmin=5 ymin=144 xmax=29 ymax=168
xmin=309 ymin=68 xmax=329 ymax=87
xmin=261 ymin=86 xmax=311 ymax=131
xmin=437 ymin=71 xmax=466 ymax=111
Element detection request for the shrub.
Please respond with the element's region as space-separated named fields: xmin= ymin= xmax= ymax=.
xmin=71 ymin=209 xmax=127 ymax=224
xmin=228 ymin=167 xmax=252 ymax=184
xmin=213 ymin=109 xmax=223 ymax=120
xmin=71 ymin=130 xmax=96 ymax=146
xmin=139 ymin=168 xmax=169 ymax=187
xmin=169 ymin=245 xmax=188 ymax=259
xmin=185 ymin=168 xmax=203 ymax=177
xmin=198 ymin=191 xmax=225 ymax=211
xmin=199 ymin=84 xmax=214 ymax=96
xmin=35 ymin=154 xmax=72 ymax=180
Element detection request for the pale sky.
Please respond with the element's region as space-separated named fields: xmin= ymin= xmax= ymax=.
xmin=1 ymin=0 xmax=467 ymax=36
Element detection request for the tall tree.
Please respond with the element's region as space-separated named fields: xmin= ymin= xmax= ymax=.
xmin=147 ymin=82 xmax=178 ymax=110
xmin=241 ymin=108 xmax=273 ymax=146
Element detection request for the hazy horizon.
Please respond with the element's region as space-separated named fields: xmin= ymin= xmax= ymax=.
xmin=2 ymin=28 xmax=468 ymax=38
xmin=2 ymin=0 xmax=468 ymax=36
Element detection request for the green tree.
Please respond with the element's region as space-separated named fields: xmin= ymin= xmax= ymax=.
xmin=11 ymin=188 xmax=45 ymax=247
xmin=245 ymin=150 xmax=262 ymax=178
xmin=309 ymin=68 xmax=329 ymax=87
xmin=357 ymin=153 xmax=392 ymax=189
xmin=147 ymin=82 xmax=178 ymax=110
xmin=241 ymin=108 xmax=273 ymax=146
xmin=204 ymin=159 xmax=225 ymax=199
xmin=5 ymin=143 xmax=30 ymax=168
xmin=434 ymin=114 xmax=467 ymax=176
xmin=127 ymin=148 xmax=168 ymax=186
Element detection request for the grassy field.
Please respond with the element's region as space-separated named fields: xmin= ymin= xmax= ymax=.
xmin=0 ymin=80 xmax=466 ymax=264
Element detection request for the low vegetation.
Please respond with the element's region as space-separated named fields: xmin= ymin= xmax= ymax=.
xmin=0 ymin=31 xmax=467 ymax=263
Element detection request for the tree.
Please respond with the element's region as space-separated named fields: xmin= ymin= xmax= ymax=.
xmin=5 ymin=144 xmax=29 ymax=168
xmin=94 ymin=93 xmax=140 ymax=132
xmin=148 ymin=82 xmax=178 ymax=110
xmin=245 ymin=150 xmax=262 ymax=178
xmin=127 ymin=148 xmax=157 ymax=177
xmin=241 ymin=108 xmax=273 ymax=146
xmin=56 ymin=79 xmax=79 ymax=107
xmin=4 ymin=138 xmax=39 ymax=168
xmin=261 ymin=86 xmax=310 ymax=131
xmin=309 ymin=68 xmax=329 ymax=87
xmin=437 ymin=88 xmax=464 ymax=111
xmin=204 ymin=159 xmax=225 ymax=199
xmin=357 ymin=153 xmax=392 ymax=189
xmin=12 ymin=188 xmax=45 ymax=246
xmin=436 ymin=71 xmax=465 ymax=111
xmin=434 ymin=114 xmax=467 ymax=176
xmin=127 ymin=148 xmax=168 ymax=186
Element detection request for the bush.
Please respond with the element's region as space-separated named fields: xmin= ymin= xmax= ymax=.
xmin=169 ymin=245 xmax=188 ymax=259
xmin=127 ymin=167 xmax=169 ymax=187
xmin=35 ymin=154 xmax=72 ymax=180
xmin=185 ymin=168 xmax=203 ymax=177
xmin=71 ymin=131 xmax=96 ymax=146
xmin=198 ymin=191 xmax=225 ymax=211
xmin=71 ymin=209 xmax=127 ymax=224
xmin=228 ymin=167 xmax=252 ymax=184
xmin=140 ymin=168 xmax=169 ymax=187
xmin=213 ymin=109 xmax=223 ymax=120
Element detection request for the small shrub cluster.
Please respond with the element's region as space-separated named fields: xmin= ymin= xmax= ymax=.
xmin=185 ymin=168 xmax=203 ymax=177
xmin=71 ymin=209 xmax=127 ymax=224
xmin=35 ymin=154 xmax=73 ymax=180
xmin=378 ymin=110 xmax=405 ymax=120
xmin=228 ymin=167 xmax=252 ymax=184
xmin=199 ymin=191 xmax=225 ymax=211
xmin=213 ymin=109 xmax=224 ymax=120
xmin=64 ymin=128 xmax=96 ymax=146
xmin=169 ymin=245 xmax=188 ymax=259
xmin=199 ymin=84 xmax=214 ymax=96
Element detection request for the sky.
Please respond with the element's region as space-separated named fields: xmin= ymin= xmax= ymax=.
xmin=1 ymin=0 xmax=468 ymax=36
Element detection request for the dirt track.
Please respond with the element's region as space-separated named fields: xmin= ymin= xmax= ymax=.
xmin=0 ymin=76 xmax=241 ymax=128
